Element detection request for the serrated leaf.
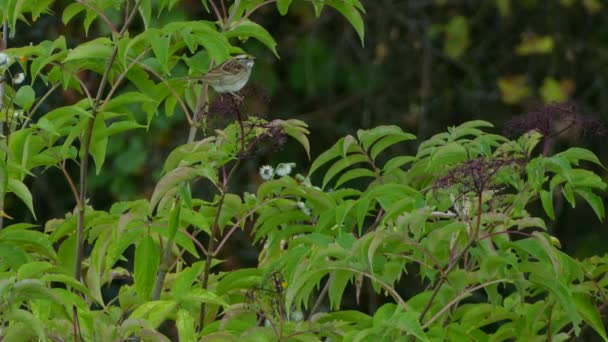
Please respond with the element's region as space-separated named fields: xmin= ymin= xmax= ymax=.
xmin=6 ymin=309 xmax=45 ymax=340
xmin=277 ymin=0 xmax=292 ymax=15
xmin=328 ymin=270 xmax=352 ymax=310
xmin=185 ymin=288 xmax=229 ymax=307
xmin=8 ymin=178 xmax=36 ymax=219
xmin=62 ymin=3 xmax=86 ymax=25
xmin=138 ymin=0 xmax=152 ymax=29
xmin=134 ymin=236 xmax=160 ymax=301
xmin=0 ymin=230 xmax=55 ymax=260
xmin=540 ymin=189 xmax=555 ymax=220
xmin=150 ymin=166 xmax=214 ymax=212
xmin=576 ymin=189 xmax=605 ymax=221
xmin=383 ymin=156 xmax=416 ymax=173
xmin=176 ymin=309 xmax=196 ymax=342
xmin=335 ymin=168 xmax=376 ymax=188
xmin=572 ymin=293 xmax=608 ymax=341
xmin=326 ymin=0 xmax=365 ymax=45
xmin=225 ymin=20 xmax=279 ymax=57
xmin=557 ymin=147 xmax=604 ymax=168
xmin=428 ymin=142 xmax=468 ymax=169
xmin=129 ymin=300 xmax=176 ymax=328
xmin=322 ymin=154 xmax=368 ymax=189
xmin=370 ymin=134 xmax=415 ymax=160
xmin=309 ymin=138 xmax=342 ymax=177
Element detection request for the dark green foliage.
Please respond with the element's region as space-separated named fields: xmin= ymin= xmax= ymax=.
xmin=0 ymin=1 xmax=607 ymax=341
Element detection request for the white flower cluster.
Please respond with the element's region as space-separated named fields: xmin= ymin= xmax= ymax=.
xmin=0 ymin=52 xmax=11 ymax=67
xmin=258 ymin=162 xmax=296 ymax=181
xmin=13 ymin=73 xmax=24 ymax=84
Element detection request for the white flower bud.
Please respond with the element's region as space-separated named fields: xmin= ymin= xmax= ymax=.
xmin=259 ymin=165 xmax=275 ymax=180
xmin=0 ymin=53 xmax=10 ymax=66
xmin=296 ymin=201 xmax=311 ymax=216
xmin=13 ymin=73 xmax=24 ymax=84
xmin=275 ymin=162 xmax=295 ymax=177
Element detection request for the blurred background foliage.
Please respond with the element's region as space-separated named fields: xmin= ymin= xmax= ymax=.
xmin=7 ymin=0 xmax=608 ymax=261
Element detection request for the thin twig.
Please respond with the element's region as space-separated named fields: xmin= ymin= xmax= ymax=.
xmin=421 ymin=279 xmax=510 ymax=330
xmin=208 ymin=0 xmax=224 ymax=24
xmin=128 ymin=57 xmax=193 ymax=125
xmin=75 ymin=0 xmax=143 ymax=282
xmin=0 ymin=20 xmax=7 ymax=230
xmin=227 ymin=0 xmax=276 ymax=30
xmin=100 ymin=49 xmax=149 ymax=109
xmin=213 ymin=197 xmax=283 ymax=256
xmin=308 ymin=278 xmax=330 ymax=321
xmin=199 ymin=160 xmax=240 ymax=329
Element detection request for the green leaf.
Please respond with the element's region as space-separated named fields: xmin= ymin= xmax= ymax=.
xmin=444 ymin=16 xmax=469 ymax=59
xmin=370 ymin=133 xmax=415 ymax=160
xmin=138 ymin=0 xmax=153 ymax=29
xmin=14 ymin=85 xmax=36 ymax=111
xmin=383 ymin=156 xmax=416 ymax=173
xmin=335 ymin=168 xmax=376 ymax=188
xmin=176 ymin=309 xmax=196 ymax=342
xmin=0 ymin=242 xmax=30 ymax=268
xmin=134 ymin=236 xmax=160 ymax=301
xmin=310 ymin=138 xmax=342 ymax=177
xmin=394 ymin=310 xmax=429 ymax=341
xmin=516 ymin=35 xmax=554 ymax=55
xmin=185 ymin=288 xmax=229 ymax=308
xmin=428 ymin=142 xmax=468 ymax=169
xmin=557 ymin=147 xmax=604 ymax=168
xmin=8 ymin=178 xmax=36 ymax=218
xmin=225 ymin=20 xmax=279 ymax=57
xmin=540 ymin=77 xmax=567 ymax=103
xmin=530 ymin=272 xmax=582 ymax=333
xmin=150 ymin=166 xmax=215 ymax=212
xmin=572 ymin=293 xmax=608 ymax=341
xmin=326 ymin=0 xmax=365 ymax=45
xmin=540 ymin=189 xmax=555 ymax=220
xmin=64 ymin=37 xmax=113 ymax=62
xmin=149 ymin=29 xmax=171 ymax=74
xmin=358 ymin=125 xmax=414 ymax=151
xmin=322 ymin=154 xmax=368 ymax=189
xmin=281 ymin=119 xmax=310 ymax=159
xmin=328 ymin=270 xmax=352 ymax=310
xmin=62 ymin=3 xmax=86 ymax=25
xmin=0 ymin=230 xmax=56 ymax=260
xmin=6 ymin=309 xmax=45 ymax=340
xmin=129 ymin=300 xmax=177 ymax=328
xmin=576 ymin=189 xmax=605 ymax=221
xmin=277 ymin=0 xmax=293 ymax=15
xmin=172 ymin=262 xmax=204 ymax=300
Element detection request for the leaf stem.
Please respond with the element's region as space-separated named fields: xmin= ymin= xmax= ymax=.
xmin=74 ymin=0 xmax=143 ymax=282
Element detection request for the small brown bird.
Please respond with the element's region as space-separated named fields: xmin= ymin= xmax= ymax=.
xmin=200 ymin=54 xmax=255 ymax=96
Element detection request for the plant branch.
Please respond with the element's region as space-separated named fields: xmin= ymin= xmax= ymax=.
xmin=100 ymin=49 xmax=150 ymax=109
xmin=27 ymin=83 xmax=60 ymax=124
xmin=317 ymin=266 xmax=409 ymax=309
xmin=308 ymin=278 xmax=330 ymax=321
xmin=421 ymin=279 xmax=511 ymax=330
xmin=0 ymin=20 xmax=7 ymax=230
xmin=199 ymin=160 xmax=240 ymax=329
xmin=187 ymin=82 xmax=209 ymax=142
xmin=227 ymin=0 xmax=276 ymax=30
xmin=74 ymin=0 xmax=142 ymax=281
xmin=213 ymin=197 xmax=283 ymax=256
xmin=128 ymin=57 xmax=193 ymax=125
xmin=208 ymin=0 xmax=224 ymax=24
